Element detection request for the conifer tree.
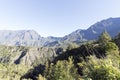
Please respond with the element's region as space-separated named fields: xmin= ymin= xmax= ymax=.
xmin=98 ymin=30 xmax=111 ymax=44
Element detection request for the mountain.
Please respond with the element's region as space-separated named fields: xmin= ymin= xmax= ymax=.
xmin=63 ymin=17 xmax=120 ymax=42
xmin=0 ymin=17 xmax=120 ymax=46
xmin=0 ymin=30 xmax=61 ymax=46
xmin=0 ymin=17 xmax=120 ymax=80
xmin=0 ymin=45 xmax=63 ymax=66
xmin=0 ymin=30 xmax=41 ymax=45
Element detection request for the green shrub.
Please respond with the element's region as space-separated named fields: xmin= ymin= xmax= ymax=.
xmin=105 ymin=42 xmax=119 ymax=55
xmin=98 ymin=31 xmax=111 ymax=44
xmin=44 ymin=57 xmax=80 ymax=80
xmin=80 ymin=56 xmax=120 ymax=80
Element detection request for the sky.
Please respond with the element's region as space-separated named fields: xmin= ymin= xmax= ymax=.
xmin=0 ymin=0 xmax=120 ymax=37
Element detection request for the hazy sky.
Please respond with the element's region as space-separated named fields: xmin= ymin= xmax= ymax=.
xmin=0 ymin=0 xmax=120 ymax=37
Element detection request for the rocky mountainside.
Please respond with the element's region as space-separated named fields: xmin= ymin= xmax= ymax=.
xmin=0 ymin=45 xmax=65 ymax=66
xmin=0 ymin=30 xmax=61 ymax=46
xmin=0 ymin=17 xmax=120 ymax=46
xmin=63 ymin=17 xmax=120 ymax=42
xmin=0 ymin=17 xmax=120 ymax=66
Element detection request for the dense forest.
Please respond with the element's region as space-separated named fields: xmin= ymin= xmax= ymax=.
xmin=0 ymin=31 xmax=120 ymax=80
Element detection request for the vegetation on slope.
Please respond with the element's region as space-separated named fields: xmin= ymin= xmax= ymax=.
xmin=0 ymin=31 xmax=120 ymax=80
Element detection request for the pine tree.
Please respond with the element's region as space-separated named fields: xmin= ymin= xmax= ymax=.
xmin=98 ymin=30 xmax=111 ymax=44
xmin=44 ymin=57 xmax=80 ymax=80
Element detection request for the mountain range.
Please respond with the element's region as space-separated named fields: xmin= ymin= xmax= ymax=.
xmin=63 ymin=17 xmax=120 ymax=42
xmin=0 ymin=17 xmax=120 ymax=46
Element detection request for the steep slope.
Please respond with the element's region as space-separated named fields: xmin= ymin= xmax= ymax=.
xmin=63 ymin=17 xmax=120 ymax=42
xmin=0 ymin=30 xmax=60 ymax=46
xmin=0 ymin=17 xmax=120 ymax=46
xmin=0 ymin=45 xmax=64 ymax=66
xmin=0 ymin=30 xmax=40 ymax=45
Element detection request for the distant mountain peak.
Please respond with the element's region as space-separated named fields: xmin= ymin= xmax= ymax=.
xmin=63 ymin=17 xmax=120 ymax=42
xmin=0 ymin=29 xmax=61 ymax=46
xmin=0 ymin=17 xmax=120 ymax=46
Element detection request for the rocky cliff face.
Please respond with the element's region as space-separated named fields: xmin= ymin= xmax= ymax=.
xmin=0 ymin=46 xmax=63 ymax=66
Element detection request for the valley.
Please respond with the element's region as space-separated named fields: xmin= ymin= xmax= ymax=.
xmin=0 ymin=17 xmax=120 ymax=80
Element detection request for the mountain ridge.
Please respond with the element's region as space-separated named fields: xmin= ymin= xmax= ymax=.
xmin=63 ymin=17 xmax=120 ymax=42
xmin=0 ymin=17 xmax=120 ymax=46
xmin=0 ymin=30 xmax=62 ymax=46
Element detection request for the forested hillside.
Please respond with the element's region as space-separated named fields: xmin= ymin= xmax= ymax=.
xmin=0 ymin=18 xmax=120 ymax=80
xmin=0 ymin=0 xmax=120 ymax=79
xmin=31 ymin=31 xmax=120 ymax=80
xmin=0 ymin=31 xmax=120 ymax=80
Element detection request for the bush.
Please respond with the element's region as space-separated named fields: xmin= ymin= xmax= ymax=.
xmin=44 ymin=57 xmax=80 ymax=80
xmin=105 ymin=42 xmax=119 ymax=55
xmin=98 ymin=31 xmax=111 ymax=44
xmin=80 ymin=56 xmax=120 ymax=80
xmin=0 ymin=63 xmax=31 ymax=80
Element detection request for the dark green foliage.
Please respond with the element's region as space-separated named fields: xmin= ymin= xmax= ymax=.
xmin=1 ymin=31 xmax=120 ymax=80
xmin=22 ymin=36 xmax=120 ymax=80
xmin=21 ymin=64 xmax=45 ymax=80
xmin=89 ymin=65 xmax=120 ymax=80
